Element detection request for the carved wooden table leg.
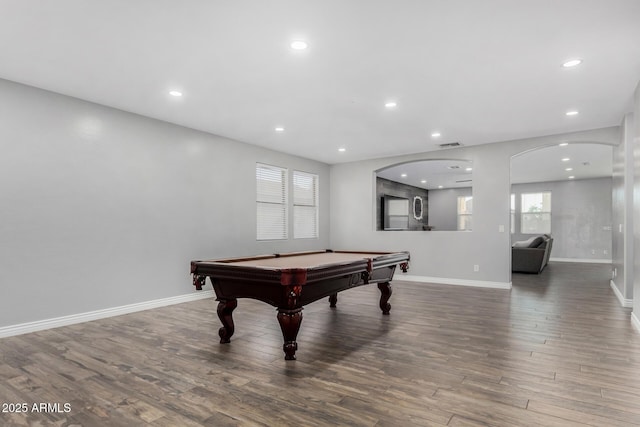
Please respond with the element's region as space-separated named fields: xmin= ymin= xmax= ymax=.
xmin=193 ymin=275 xmax=206 ymax=290
xmin=217 ymin=298 xmax=238 ymax=343
xmin=277 ymin=308 xmax=303 ymax=360
xmin=377 ymin=282 xmax=392 ymax=315
xmin=328 ymin=293 xmax=338 ymax=308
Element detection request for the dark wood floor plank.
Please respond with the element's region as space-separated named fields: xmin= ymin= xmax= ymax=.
xmin=526 ymin=399 xmax=639 ymax=427
xmin=431 ymin=387 xmax=585 ymax=427
xmin=1 ymin=262 xmax=639 ymax=426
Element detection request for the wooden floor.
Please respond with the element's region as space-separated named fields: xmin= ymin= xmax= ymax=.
xmin=1 ymin=262 xmax=640 ymax=426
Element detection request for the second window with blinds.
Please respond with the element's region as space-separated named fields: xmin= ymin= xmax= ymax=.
xmin=293 ymin=170 xmax=319 ymax=239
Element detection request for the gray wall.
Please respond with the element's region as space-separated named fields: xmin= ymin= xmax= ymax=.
xmin=330 ymin=127 xmax=619 ymax=285
xmin=612 ymin=113 xmax=635 ymax=302
xmin=0 ymin=79 xmax=330 ymax=328
xmin=511 ymin=178 xmax=612 ymax=261
xmin=634 ymin=81 xmax=640 ymax=319
xmin=428 ymin=187 xmax=472 ymax=231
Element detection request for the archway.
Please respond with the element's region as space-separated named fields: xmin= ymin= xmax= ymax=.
xmin=510 ymin=142 xmax=613 ymax=273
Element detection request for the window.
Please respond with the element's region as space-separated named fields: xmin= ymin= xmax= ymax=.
xmin=521 ymin=192 xmax=551 ymax=234
xmin=293 ymin=171 xmax=319 ymax=239
xmin=510 ymin=194 xmax=515 ymax=234
xmin=457 ymin=196 xmax=473 ymax=231
xmin=256 ymin=164 xmax=288 ymax=240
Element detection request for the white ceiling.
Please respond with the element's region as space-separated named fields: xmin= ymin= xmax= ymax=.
xmin=1 ymin=1 xmax=639 ymax=165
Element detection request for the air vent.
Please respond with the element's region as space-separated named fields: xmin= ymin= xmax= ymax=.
xmin=456 ymin=179 xmax=472 ymax=183
xmin=438 ymin=142 xmax=462 ymax=148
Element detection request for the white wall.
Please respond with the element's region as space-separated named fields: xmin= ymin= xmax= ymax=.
xmin=330 ymin=127 xmax=619 ymax=286
xmin=634 ymin=81 xmax=640 ymax=323
xmin=0 ymin=79 xmax=330 ymax=328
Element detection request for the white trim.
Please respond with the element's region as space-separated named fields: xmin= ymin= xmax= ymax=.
xmin=550 ymin=258 xmax=612 ymax=264
xmin=0 ymin=290 xmax=215 ymax=339
xmin=398 ymin=274 xmax=511 ymax=290
xmin=632 ymin=312 xmax=640 ymax=333
xmin=610 ymin=280 xmax=633 ymax=308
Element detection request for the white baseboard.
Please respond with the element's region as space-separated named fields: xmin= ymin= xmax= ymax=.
xmin=550 ymin=257 xmax=612 ymax=264
xmin=610 ymin=280 xmax=633 ymax=308
xmin=0 ymin=290 xmax=215 ymax=339
xmin=398 ymin=274 xmax=511 ymax=290
xmin=632 ymin=312 xmax=640 ymax=333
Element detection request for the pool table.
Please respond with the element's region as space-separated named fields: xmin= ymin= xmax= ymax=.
xmin=191 ymin=250 xmax=410 ymax=360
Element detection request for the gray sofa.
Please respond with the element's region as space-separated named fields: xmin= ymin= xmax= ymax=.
xmin=511 ymin=234 xmax=553 ymax=273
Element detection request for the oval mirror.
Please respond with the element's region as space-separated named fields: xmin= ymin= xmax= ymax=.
xmin=413 ymin=196 xmax=423 ymax=220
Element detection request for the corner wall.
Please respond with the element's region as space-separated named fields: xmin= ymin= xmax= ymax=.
xmin=634 ymin=81 xmax=640 ymax=328
xmin=612 ymin=113 xmax=635 ymax=305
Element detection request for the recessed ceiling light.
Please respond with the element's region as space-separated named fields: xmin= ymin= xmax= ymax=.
xmin=562 ymin=158 xmax=571 ymax=162
xmin=290 ymin=40 xmax=308 ymax=50
xmin=421 ymin=180 xmax=427 ymax=184
xmin=275 ymin=127 xmax=285 ymax=132
xmin=562 ymin=59 xmax=582 ymax=68
xmin=338 ymin=147 xmax=346 ymax=152
xmin=565 ymin=167 xmax=573 ymax=171
xmin=568 ymin=176 xmax=575 ymax=179
xmin=559 ymin=142 xmax=569 ymax=147
xmin=385 ymin=102 xmax=397 ymax=108
xmin=466 ymin=167 xmax=473 ymax=172
xmin=438 ymin=185 xmax=443 ymax=189
xmin=431 ymin=132 xmax=441 ymax=138
xmin=169 ymin=90 xmax=183 ymax=97
xmin=566 ymin=110 xmax=579 ymax=116
xmin=400 ymin=173 xmax=407 ymax=178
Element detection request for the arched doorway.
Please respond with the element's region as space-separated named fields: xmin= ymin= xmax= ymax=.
xmin=510 ymin=142 xmax=613 ymax=273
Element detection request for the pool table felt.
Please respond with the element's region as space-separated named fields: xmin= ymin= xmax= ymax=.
xmin=217 ymin=252 xmax=387 ymax=270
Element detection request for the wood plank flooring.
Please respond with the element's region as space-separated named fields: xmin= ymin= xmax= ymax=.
xmin=1 ymin=262 xmax=640 ymax=426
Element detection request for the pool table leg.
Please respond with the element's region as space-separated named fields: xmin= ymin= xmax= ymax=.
xmin=328 ymin=293 xmax=338 ymax=307
xmin=217 ymin=298 xmax=237 ymax=343
xmin=378 ymin=282 xmax=392 ymax=315
xmin=277 ymin=308 xmax=303 ymax=360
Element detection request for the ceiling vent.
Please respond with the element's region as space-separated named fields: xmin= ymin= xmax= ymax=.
xmin=438 ymin=142 xmax=462 ymax=149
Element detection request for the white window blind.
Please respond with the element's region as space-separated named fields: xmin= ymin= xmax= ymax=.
xmin=256 ymin=164 xmax=288 ymax=240
xmin=293 ymin=171 xmax=319 ymax=239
